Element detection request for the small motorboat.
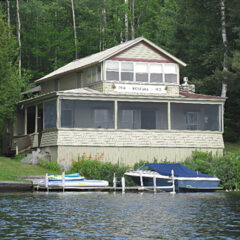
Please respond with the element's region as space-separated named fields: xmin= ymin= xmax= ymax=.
xmin=37 ymin=172 xmax=109 ymax=189
xmin=125 ymin=163 xmax=222 ymax=192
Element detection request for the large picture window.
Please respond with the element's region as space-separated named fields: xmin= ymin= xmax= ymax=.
xmin=105 ymin=60 xmax=178 ymax=84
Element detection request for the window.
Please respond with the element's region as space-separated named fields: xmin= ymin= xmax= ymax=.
xmin=106 ymin=61 xmax=119 ymax=81
xmin=77 ymin=72 xmax=81 ymax=88
xmin=54 ymin=79 xmax=59 ymax=91
xmin=150 ymin=64 xmax=163 ymax=83
xmin=136 ymin=63 xmax=148 ymax=82
xmin=185 ymin=112 xmax=199 ymax=130
xmin=87 ymin=68 xmax=92 ymax=84
xmin=121 ymin=62 xmax=134 ymax=81
xmin=164 ymin=64 xmax=177 ymax=83
xmin=86 ymin=65 xmax=101 ymax=84
xmin=97 ymin=65 xmax=101 ymax=82
xmin=105 ymin=60 xmax=178 ymax=84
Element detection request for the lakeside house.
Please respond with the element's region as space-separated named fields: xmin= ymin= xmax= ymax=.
xmin=12 ymin=37 xmax=225 ymax=169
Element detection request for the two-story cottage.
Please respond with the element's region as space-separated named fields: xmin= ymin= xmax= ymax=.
xmin=13 ymin=37 xmax=225 ymax=169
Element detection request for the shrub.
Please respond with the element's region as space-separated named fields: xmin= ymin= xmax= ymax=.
xmin=40 ymin=158 xmax=61 ymax=172
xmin=69 ymin=153 xmax=131 ymax=186
xmin=183 ymin=151 xmax=240 ymax=190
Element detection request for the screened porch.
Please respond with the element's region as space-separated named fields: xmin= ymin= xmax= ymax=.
xmin=42 ymin=99 xmax=223 ymax=132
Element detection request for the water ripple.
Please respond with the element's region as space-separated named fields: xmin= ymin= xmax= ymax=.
xmin=0 ymin=192 xmax=239 ymax=239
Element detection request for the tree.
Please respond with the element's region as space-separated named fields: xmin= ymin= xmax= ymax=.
xmin=0 ymin=10 xmax=23 ymax=153
xmin=71 ymin=0 xmax=78 ymax=59
xmin=16 ymin=0 xmax=21 ymax=77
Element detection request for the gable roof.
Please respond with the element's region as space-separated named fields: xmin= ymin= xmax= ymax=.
xmin=35 ymin=37 xmax=187 ymax=83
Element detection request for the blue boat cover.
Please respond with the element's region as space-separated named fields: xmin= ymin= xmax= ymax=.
xmin=145 ymin=163 xmax=215 ymax=178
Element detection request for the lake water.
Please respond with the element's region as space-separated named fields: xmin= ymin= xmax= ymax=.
xmin=0 ymin=191 xmax=240 ymax=239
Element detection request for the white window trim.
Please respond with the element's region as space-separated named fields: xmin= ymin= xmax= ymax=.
xmin=105 ymin=60 xmax=178 ymax=85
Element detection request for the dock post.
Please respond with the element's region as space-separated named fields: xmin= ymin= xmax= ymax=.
xmin=153 ymin=175 xmax=157 ymax=193
xmin=170 ymin=170 xmax=176 ymax=194
xmin=113 ymin=173 xmax=117 ymax=191
xmin=121 ymin=176 xmax=125 ymax=194
xmin=140 ymin=173 xmax=143 ymax=189
xmin=45 ymin=173 xmax=49 ymax=192
xmin=16 ymin=145 xmax=19 ymax=156
xmin=62 ymin=171 xmax=65 ymax=192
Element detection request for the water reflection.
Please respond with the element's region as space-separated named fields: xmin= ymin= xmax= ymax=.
xmin=0 ymin=192 xmax=239 ymax=239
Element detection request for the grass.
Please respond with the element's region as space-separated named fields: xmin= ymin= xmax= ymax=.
xmin=0 ymin=155 xmax=61 ymax=181
xmin=224 ymin=141 xmax=240 ymax=154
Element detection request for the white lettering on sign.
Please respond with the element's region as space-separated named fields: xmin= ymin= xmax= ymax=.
xmin=114 ymin=84 xmax=167 ymax=94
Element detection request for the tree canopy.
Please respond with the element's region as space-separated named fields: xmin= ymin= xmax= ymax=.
xmin=0 ymin=0 xmax=239 ymax=141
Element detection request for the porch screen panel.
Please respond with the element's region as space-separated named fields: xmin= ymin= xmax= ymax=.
xmin=171 ymin=103 xmax=221 ymax=131
xmin=43 ymin=100 xmax=57 ymax=129
xmin=118 ymin=102 xmax=168 ymax=130
xmin=61 ymin=100 xmax=114 ymax=129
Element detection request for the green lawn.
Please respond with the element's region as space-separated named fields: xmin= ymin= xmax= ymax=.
xmin=0 ymin=155 xmax=60 ymax=181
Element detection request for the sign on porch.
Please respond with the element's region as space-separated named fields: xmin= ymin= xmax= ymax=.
xmin=114 ymin=84 xmax=167 ymax=94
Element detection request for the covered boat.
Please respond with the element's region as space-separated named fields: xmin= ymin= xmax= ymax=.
xmin=125 ymin=163 xmax=222 ymax=192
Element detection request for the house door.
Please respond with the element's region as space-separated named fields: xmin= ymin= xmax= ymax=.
xmin=37 ymin=104 xmax=43 ymax=147
xmin=141 ymin=110 xmax=156 ymax=129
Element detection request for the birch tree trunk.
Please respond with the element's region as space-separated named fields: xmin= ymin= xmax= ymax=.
xmin=7 ymin=0 xmax=10 ymax=38
xmin=100 ymin=0 xmax=107 ymax=50
xmin=71 ymin=0 xmax=78 ymax=59
xmin=16 ymin=0 xmax=21 ymax=77
xmin=220 ymin=0 xmax=228 ymax=97
xmin=125 ymin=0 xmax=129 ymax=42
xmin=119 ymin=16 xmax=123 ymax=43
xmin=131 ymin=0 xmax=135 ymax=40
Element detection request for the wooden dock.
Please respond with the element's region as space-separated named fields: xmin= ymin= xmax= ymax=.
xmin=33 ymin=185 xmax=165 ymax=192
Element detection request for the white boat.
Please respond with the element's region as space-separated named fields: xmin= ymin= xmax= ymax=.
xmin=125 ymin=163 xmax=222 ymax=192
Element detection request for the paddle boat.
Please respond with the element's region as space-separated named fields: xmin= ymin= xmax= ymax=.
xmin=125 ymin=163 xmax=222 ymax=192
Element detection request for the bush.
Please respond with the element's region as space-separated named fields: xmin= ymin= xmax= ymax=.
xmin=40 ymin=158 xmax=61 ymax=172
xmin=69 ymin=153 xmax=131 ymax=186
xmin=183 ymin=151 xmax=240 ymax=190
